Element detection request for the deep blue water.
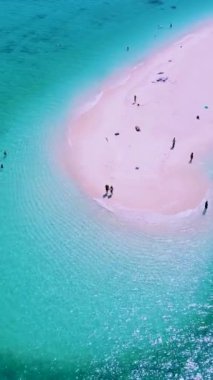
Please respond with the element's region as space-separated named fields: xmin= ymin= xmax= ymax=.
xmin=0 ymin=1 xmax=213 ymax=379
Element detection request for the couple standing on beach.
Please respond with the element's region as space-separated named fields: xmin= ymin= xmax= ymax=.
xmin=103 ymin=185 xmax=113 ymax=198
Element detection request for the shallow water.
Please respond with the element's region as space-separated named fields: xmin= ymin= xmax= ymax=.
xmin=0 ymin=1 xmax=213 ymax=379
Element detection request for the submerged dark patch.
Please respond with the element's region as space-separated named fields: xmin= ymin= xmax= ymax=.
xmin=34 ymin=13 xmax=47 ymax=20
xmin=148 ymin=0 xmax=164 ymax=5
xmin=0 ymin=316 xmax=211 ymax=380
xmin=0 ymin=42 xmax=16 ymax=54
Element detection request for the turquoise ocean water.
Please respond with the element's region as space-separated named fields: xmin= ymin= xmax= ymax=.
xmin=0 ymin=1 xmax=213 ymax=379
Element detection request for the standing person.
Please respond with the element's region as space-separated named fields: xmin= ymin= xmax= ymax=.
xmin=103 ymin=184 xmax=109 ymax=198
xmin=170 ymin=137 xmax=176 ymax=150
xmin=203 ymin=200 xmax=208 ymax=215
xmin=133 ymin=95 xmax=137 ymax=105
xmin=108 ymin=186 xmax=113 ymax=198
xmin=189 ymin=152 xmax=194 ymax=164
xmin=3 ymin=150 xmax=7 ymax=158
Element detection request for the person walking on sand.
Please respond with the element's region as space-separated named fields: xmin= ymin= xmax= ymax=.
xmin=170 ymin=137 xmax=176 ymax=150
xmin=3 ymin=151 xmax=7 ymax=158
xmin=203 ymin=200 xmax=208 ymax=215
xmin=103 ymin=184 xmax=109 ymax=198
xmin=189 ymin=152 xmax=194 ymax=164
xmin=108 ymin=186 xmax=113 ymax=198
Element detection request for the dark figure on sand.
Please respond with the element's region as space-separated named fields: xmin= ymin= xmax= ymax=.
xmin=170 ymin=23 xmax=173 ymax=28
xmin=135 ymin=126 xmax=141 ymax=132
xmin=170 ymin=137 xmax=176 ymax=150
xmin=203 ymin=200 xmax=208 ymax=215
xmin=196 ymin=115 xmax=200 ymax=120
xmin=108 ymin=186 xmax=113 ymax=198
xmin=156 ymin=76 xmax=168 ymax=83
xmin=133 ymin=95 xmax=137 ymax=105
xmin=103 ymin=184 xmax=109 ymax=198
xmin=189 ymin=152 xmax=194 ymax=164
xmin=0 ymin=163 xmax=3 ymax=170
xmin=3 ymin=151 xmax=7 ymax=158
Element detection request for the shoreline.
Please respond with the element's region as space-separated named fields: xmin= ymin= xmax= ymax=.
xmin=61 ymin=20 xmax=213 ymax=228
xmin=69 ymin=17 xmax=213 ymax=121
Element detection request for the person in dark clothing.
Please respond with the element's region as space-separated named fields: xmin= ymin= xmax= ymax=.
xmin=133 ymin=95 xmax=137 ymax=105
xmin=0 ymin=163 xmax=3 ymax=169
xmin=3 ymin=151 xmax=7 ymax=158
xmin=103 ymin=184 xmax=109 ymax=198
xmin=196 ymin=115 xmax=200 ymax=120
xmin=203 ymin=200 xmax=208 ymax=215
xmin=108 ymin=186 xmax=113 ymax=198
xmin=189 ymin=152 xmax=194 ymax=164
xmin=170 ymin=137 xmax=176 ymax=150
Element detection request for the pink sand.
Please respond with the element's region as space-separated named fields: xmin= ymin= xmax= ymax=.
xmin=63 ymin=23 xmax=213 ymax=220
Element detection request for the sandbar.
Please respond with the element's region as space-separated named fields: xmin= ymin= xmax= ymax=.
xmin=62 ymin=22 xmax=213 ymax=224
